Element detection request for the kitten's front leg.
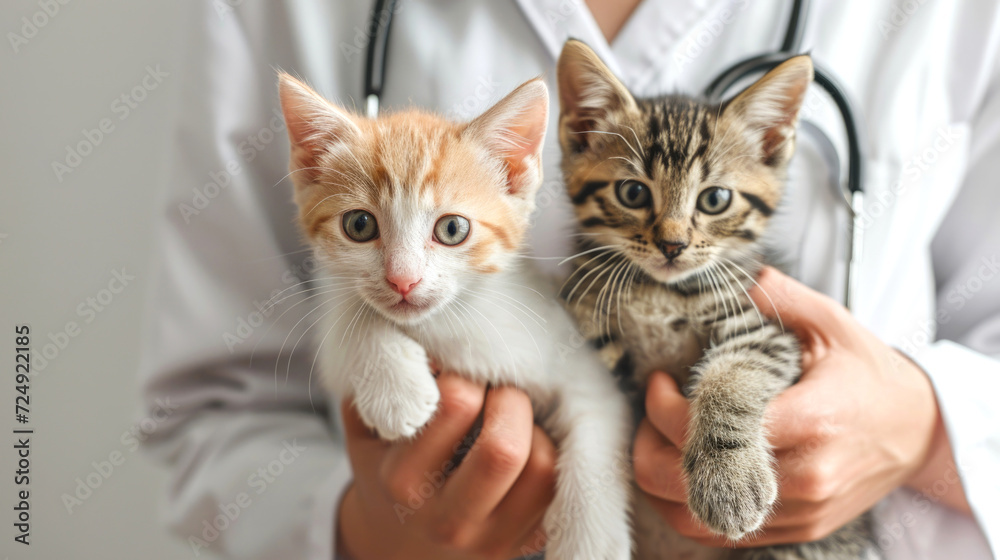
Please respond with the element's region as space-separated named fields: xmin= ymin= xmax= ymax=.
xmin=323 ymin=312 xmax=439 ymax=441
xmin=540 ymin=359 xmax=634 ymax=560
xmin=684 ymin=320 xmax=800 ymax=540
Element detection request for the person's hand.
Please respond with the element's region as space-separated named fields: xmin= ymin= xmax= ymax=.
xmin=633 ymin=266 xmax=964 ymax=547
xmin=337 ymin=372 xmax=556 ymax=560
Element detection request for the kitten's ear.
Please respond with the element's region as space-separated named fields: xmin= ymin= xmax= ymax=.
xmin=724 ymin=55 xmax=814 ymax=167
xmin=278 ymin=72 xmax=361 ymax=182
xmin=557 ymin=39 xmax=637 ymax=153
xmin=464 ymin=78 xmax=549 ymax=199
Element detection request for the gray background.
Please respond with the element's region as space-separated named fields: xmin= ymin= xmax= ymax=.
xmin=0 ymin=2 xmax=218 ymax=558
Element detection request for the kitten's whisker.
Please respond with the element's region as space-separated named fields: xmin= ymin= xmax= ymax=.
xmin=713 ymin=261 xmax=751 ymax=335
xmin=719 ymin=154 xmax=761 ymax=165
xmin=315 ymin=167 xmax=375 ymax=198
xmin=591 ymin=259 xmax=617 ymax=330
xmin=627 ymin=262 xmax=639 ymax=305
xmin=485 ymin=278 xmax=547 ymax=299
xmin=561 ymin=248 xmax=622 ymax=292
xmin=705 ymin=114 xmax=747 ymax=168
xmin=710 ymin=102 xmax=724 ymax=145
xmin=467 ymin=287 xmax=547 ymax=328
xmin=722 ymin=258 xmax=784 ymax=333
xmin=709 ymin=262 xmax=737 ymax=329
xmin=309 ymin=273 xmax=353 ymax=285
xmin=262 ymin=283 xmax=354 ymax=314
xmin=450 ymin=298 xmax=485 ymax=351
xmin=719 ymin=259 xmax=765 ymax=329
xmin=571 ymin=129 xmax=643 ymax=162
xmin=317 ymin=155 xmax=374 ymax=201
xmin=518 ymin=254 xmax=575 ymax=261
xmin=615 ymin=261 xmax=637 ymax=334
xmin=439 ymin=301 xmax=464 ymax=349
xmin=697 ymin=266 xmax=715 ymax=319
xmin=464 ymin=291 xmax=542 ymax=360
xmin=284 ymin=295 xmax=353 ymax=385
xmin=698 ymin=266 xmax=724 ymax=332
xmin=304 ymin=192 xmax=352 ymax=217
xmin=278 ymin=290 xmax=358 ymax=385
xmin=355 ymin=305 xmax=377 ymax=352
xmin=457 ymin=297 xmax=516 ymax=365
xmin=617 ymin=262 xmax=639 ymax=334
xmin=304 ymin=295 xmax=362 ymax=412
xmin=558 ymin=244 xmax=622 ymax=266
xmin=258 ymin=281 xmax=323 ymax=313
xmin=623 ymin=125 xmax=646 ymax=158
xmin=251 ymin=285 xmax=355 ymax=368
xmin=439 ymin=304 xmax=458 ymax=351
xmin=703 ymin=263 xmax=729 ymax=333
xmin=713 ymin=123 xmax=773 ymax=164
xmin=709 ymin=139 xmax=739 ymax=166
xmin=566 ymin=252 xmax=625 ymax=306
xmin=605 ymin=258 xmax=629 ymax=336
xmin=258 ymin=275 xmax=352 ymax=310
xmin=247 ymin=246 xmax=318 ymax=263
xmin=576 ymin=254 xmax=626 ymax=309
xmin=444 ymin=303 xmax=473 ymax=353
xmin=559 ymin=248 xmax=622 ymax=296
xmin=268 ymin=166 xmax=338 ymax=189
xmin=453 ymin=297 xmax=508 ymax=369
xmin=334 ymin=148 xmax=378 ymax=192
xmin=607 ymin=156 xmax=643 ymax=175
xmin=587 ymin=255 xmax=628 ymax=330
xmin=598 ymin=257 xmax=630 ymax=336
xmin=340 ymin=299 xmax=369 ymax=348
xmin=467 ymin=288 xmax=545 ymax=328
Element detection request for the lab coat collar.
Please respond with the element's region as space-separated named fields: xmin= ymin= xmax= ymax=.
xmin=512 ymin=0 xmax=726 ymax=92
xmin=512 ymin=0 xmax=624 ymax=76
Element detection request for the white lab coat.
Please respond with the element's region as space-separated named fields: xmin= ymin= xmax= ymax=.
xmin=140 ymin=1 xmax=1000 ymax=558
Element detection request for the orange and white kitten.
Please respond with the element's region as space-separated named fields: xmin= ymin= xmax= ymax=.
xmin=278 ymin=75 xmax=632 ymax=560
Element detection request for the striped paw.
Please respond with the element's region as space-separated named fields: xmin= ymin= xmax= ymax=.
xmin=683 ymin=437 xmax=778 ymax=540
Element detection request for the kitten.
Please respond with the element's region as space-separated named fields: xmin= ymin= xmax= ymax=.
xmin=555 ymin=40 xmax=880 ymax=560
xmin=278 ymin=73 xmax=633 ymax=559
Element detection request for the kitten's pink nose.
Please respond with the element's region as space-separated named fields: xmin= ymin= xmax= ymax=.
xmin=387 ymin=275 xmax=421 ymax=297
xmin=658 ymin=240 xmax=688 ymax=261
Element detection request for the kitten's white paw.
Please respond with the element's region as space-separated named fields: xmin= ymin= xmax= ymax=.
xmin=352 ymin=341 xmax=439 ymax=441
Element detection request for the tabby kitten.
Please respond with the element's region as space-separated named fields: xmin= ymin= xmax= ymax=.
xmin=556 ymin=40 xmax=880 ymax=560
xmin=277 ymin=74 xmax=633 ymax=559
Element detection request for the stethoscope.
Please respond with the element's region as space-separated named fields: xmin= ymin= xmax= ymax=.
xmin=362 ymin=0 xmax=864 ymax=310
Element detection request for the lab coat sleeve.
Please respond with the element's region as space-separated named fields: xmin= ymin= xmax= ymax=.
xmin=138 ymin=2 xmax=370 ymax=558
xmin=918 ymin=38 xmax=1000 ymax=558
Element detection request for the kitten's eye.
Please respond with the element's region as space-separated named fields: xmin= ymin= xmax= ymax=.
xmin=434 ymin=215 xmax=471 ymax=246
xmin=342 ymin=210 xmax=378 ymax=242
xmin=696 ymin=187 xmax=732 ymax=215
xmin=616 ymin=180 xmax=651 ymax=208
